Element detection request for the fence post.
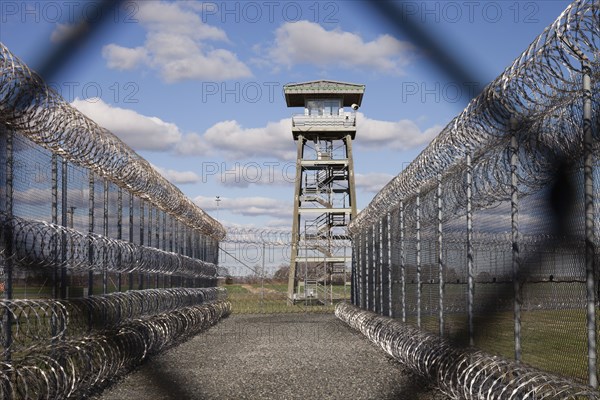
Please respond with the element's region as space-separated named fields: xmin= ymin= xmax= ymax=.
xmin=88 ymin=173 xmax=94 ymax=297
xmin=510 ymin=116 xmax=522 ymax=362
xmin=103 ymin=179 xmax=108 ymax=295
xmin=467 ymin=152 xmax=474 ymax=346
xmin=387 ymin=212 xmax=393 ymax=317
xmin=51 ymin=154 xmax=58 ymax=299
xmin=365 ymin=230 xmax=369 ymax=310
xmin=379 ymin=220 xmax=384 ymax=314
xmin=352 ymin=235 xmax=357 ymax=306
xmin=583 ymin=63 xmax=597 ymax=389
xmin=362 ymin=231 xmax=366 ymax=309
xmin=417 ymin=189 xmax=421 ymax=328
xmin=147 ymin=204 xmax=152 ymax=289
xmin=359 ymin=230 xmax=364 ymax=309
xmin=61 ymin=159 xmax=68 ymax=299
xmin=437 ymin=174 xmax=444 ymax=337
xmin=170 ymin=215 xmax=174 ymax=288
xmin=128 ymin=194 xmax=134 ymax=291
xmin=400 ymin=199 xmax=406 ymax=323
xmin=139 ymin=199 xmax=144 ymax=290
xmin=372 ymin=225 xmax=376 ymax=312
xmin=366 ymin=228 xmax=370 ymax=311
xmin=117 ymin=187 xmax=122 ymax=292
xmin=3 ymin=129 xmax=13 ymax=361
xmin=162 ymin=211 xmax=167 ymax=251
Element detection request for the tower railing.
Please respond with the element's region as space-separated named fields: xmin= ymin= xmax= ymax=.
xmin=291 ymin=114 xmax=356 ymax=128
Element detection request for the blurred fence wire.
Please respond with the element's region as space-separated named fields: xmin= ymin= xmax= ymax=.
xmin=345 ymin=0 xmax=600 ymax=394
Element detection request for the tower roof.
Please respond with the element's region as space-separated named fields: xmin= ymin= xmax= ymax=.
xmin=283 ymin=80 xmax=365 ymax=107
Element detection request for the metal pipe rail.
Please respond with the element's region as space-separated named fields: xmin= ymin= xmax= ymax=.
xmin=3 ymin=215 xmax=217 ymax=278
xmin=336 ymin=302 xmax=600 ymax=399
xmin=0 ymin=300 xmax=231 ymax=399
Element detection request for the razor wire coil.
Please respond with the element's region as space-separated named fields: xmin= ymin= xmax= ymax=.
xmin=0 ymin=43 xmax=224 ymax=241
xmin=349 ymin=0 xmax=600 ymax=233
xmin=336 ymin=302 xmax=600 ymax=399
xmin=2 ymin=214 xmax=217 ymax=278
xmin=0 ymin=300 xmax=231 ymax=399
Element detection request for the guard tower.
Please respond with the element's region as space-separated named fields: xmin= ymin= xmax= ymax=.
xmin=284 ymin=80 xmax=365 ymax=304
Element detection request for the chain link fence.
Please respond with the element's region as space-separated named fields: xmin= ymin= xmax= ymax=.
xmin=347 ymin=0 xmax=600 ymax=392
xmin=219 ymin=227 xmax=351 ymax=313
xmin=0 ymin=43 xmax=230 ymax=398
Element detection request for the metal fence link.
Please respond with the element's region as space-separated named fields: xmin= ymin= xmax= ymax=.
xmin=344 ymin=0 xmax=600 ymax=393
xmin=0 ymin=34 xmax=229 ymax=398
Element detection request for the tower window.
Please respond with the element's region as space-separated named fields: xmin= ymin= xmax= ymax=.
xmin=306 ymin=99 xmax=341 ymax=116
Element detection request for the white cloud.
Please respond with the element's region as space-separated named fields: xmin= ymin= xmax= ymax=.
xmin=266 ymin=21 xmax=414 ymax=73
xmin=263 ymin=218 xmax=292 ymax=229
xmin=355 ymin=173 xmax=395 ymax=193
xmin=356 ymin=112 xmax=442 ymax=150
xmin=71 ymin=98 xmax=182 ymax=151
xmin=102 ymin=44 xmax=149 ymax=70
xmin=151 ymin=164 xmax=200 ymax=184
xmin=194 ymin=195 xmax=291 ymax=219
xmin=177 ymin=113 xmax=440 ymax=161
xmin=174 ymin=133 xmax=211 ymax=156
xmin=102 ymin=1 xmax=251 ymax=82
xmin=71 ymin=98 xmax=439 ymax=162
xmin=215 ymin=162 xmax=295 ymax=188
xmin=180 ymin=118 xmax=295 ymax=160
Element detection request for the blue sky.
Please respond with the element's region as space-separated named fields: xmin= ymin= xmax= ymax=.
xmin=0 ymin=0 xmax=571 ymax=234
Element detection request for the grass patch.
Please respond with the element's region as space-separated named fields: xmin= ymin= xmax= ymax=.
xmin=409 ymin=308 xmax=593 ymax=383
xmin=222 ymin=283 xmax=349 ymax=314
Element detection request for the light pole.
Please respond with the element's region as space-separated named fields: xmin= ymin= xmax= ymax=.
xmin=215 ymin=196 xmax=221 ymax=220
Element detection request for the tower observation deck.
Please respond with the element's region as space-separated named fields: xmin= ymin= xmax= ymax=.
xmin=283 ymin=80 xmax=365 ymax=304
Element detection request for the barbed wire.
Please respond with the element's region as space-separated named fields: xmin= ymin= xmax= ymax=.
xmin=2 ymin=214 xmax=217 ymax=279
xmin=223 ymin=225 xmax=351 ymax=247
xmin=0 ymin=43 xmax=224 ymax=241
xmin=0 ymin=287 xmax=226 ymax=354
xmin=349 ymin=0 xmax=600 ymax=233
xmin=336 ymin=302 xmax=600 ymax=399
xmin=0 ymin=300 xmax=231 ymax=399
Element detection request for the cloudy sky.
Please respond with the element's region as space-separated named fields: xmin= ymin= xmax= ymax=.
xmin=1 ymin=0 xmax=570 ymax=233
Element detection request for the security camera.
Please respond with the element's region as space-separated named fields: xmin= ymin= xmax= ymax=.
xmin=351 ymin=103 xmax=359 ymax=110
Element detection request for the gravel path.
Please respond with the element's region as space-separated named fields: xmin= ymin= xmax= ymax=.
xmin=94 ymin=313 xmax=447 ymax=400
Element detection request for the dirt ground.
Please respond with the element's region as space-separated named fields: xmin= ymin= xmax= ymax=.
xmin=93 ymin=313 xmax=448 ymax=400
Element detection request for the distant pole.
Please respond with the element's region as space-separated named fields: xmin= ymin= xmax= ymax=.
xmin=215 ymin=196 xmax=221 ymax=220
